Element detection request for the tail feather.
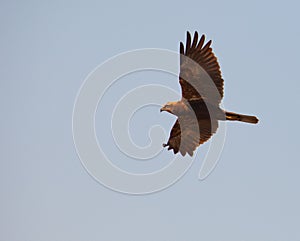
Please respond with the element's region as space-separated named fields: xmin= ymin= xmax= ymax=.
xmin=225 ymin=111 xmax=259 ymax=124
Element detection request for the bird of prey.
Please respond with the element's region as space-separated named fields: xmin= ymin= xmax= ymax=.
xmin=160 ymin=31 xmax=258 ymax=156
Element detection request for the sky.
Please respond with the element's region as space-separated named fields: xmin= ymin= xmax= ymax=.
xmin=1 ymin=0 xmax=300 ymax=240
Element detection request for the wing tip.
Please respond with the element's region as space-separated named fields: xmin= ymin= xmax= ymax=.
xmin=187 ymin=31 xmax=191 ymax=38
xmin=163 ymin=142 xmax=195 ymax=157
xmin=180 ymin=42 xmax=184 ymax=54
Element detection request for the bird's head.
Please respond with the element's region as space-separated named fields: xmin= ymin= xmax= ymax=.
xmin=160 ymin=101 xmax=188 ymax=116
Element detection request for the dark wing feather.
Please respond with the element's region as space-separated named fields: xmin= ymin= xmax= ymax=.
xmin=164 ymin=116 xmax=219 ymax=156
xmin=179 ymin=31 xmax=224 ymax=104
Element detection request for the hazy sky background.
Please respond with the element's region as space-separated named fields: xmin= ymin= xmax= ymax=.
xmin=1 ymin=0 xmax=300 ymax=240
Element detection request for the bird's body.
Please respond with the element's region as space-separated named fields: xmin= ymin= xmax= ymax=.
xmin=161 ymin=32 xmax=258 ymax=156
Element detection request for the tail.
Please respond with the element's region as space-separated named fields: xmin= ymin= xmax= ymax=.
xmin=225 ymin=111 xmax=259 ymax=124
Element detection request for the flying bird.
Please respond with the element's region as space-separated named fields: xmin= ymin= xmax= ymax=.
xmin=161 ymin=31 xmax=258 ymax=156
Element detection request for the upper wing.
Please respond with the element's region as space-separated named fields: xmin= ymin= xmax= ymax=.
xmin=179 ymin=31 xmax=224 ymax=104
xmin=163 ymin=116 xmax=219 ymax=156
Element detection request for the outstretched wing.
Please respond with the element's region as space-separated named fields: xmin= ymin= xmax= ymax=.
xmin=179 ymin=31 xmax=224 ymax=104
xmin=163 ymin=116 xmax=218 ymax=156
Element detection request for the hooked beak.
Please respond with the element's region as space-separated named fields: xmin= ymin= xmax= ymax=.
xmin=160 ymin=106 xmax=167 ymax=112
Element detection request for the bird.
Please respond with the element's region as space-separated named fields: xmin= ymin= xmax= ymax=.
xmin=160 ymin=31 xmax=259 ymax=156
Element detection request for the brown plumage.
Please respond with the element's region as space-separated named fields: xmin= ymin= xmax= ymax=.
xmin=161 ymin=31 xmax=258 ymax=156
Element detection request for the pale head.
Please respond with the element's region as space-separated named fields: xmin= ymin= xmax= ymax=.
xmin=160 ymin=101 xmax=189 ymax=116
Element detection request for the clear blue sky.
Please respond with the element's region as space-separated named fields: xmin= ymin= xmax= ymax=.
xmin=1 ymin=0 xmax=300 ymax=240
